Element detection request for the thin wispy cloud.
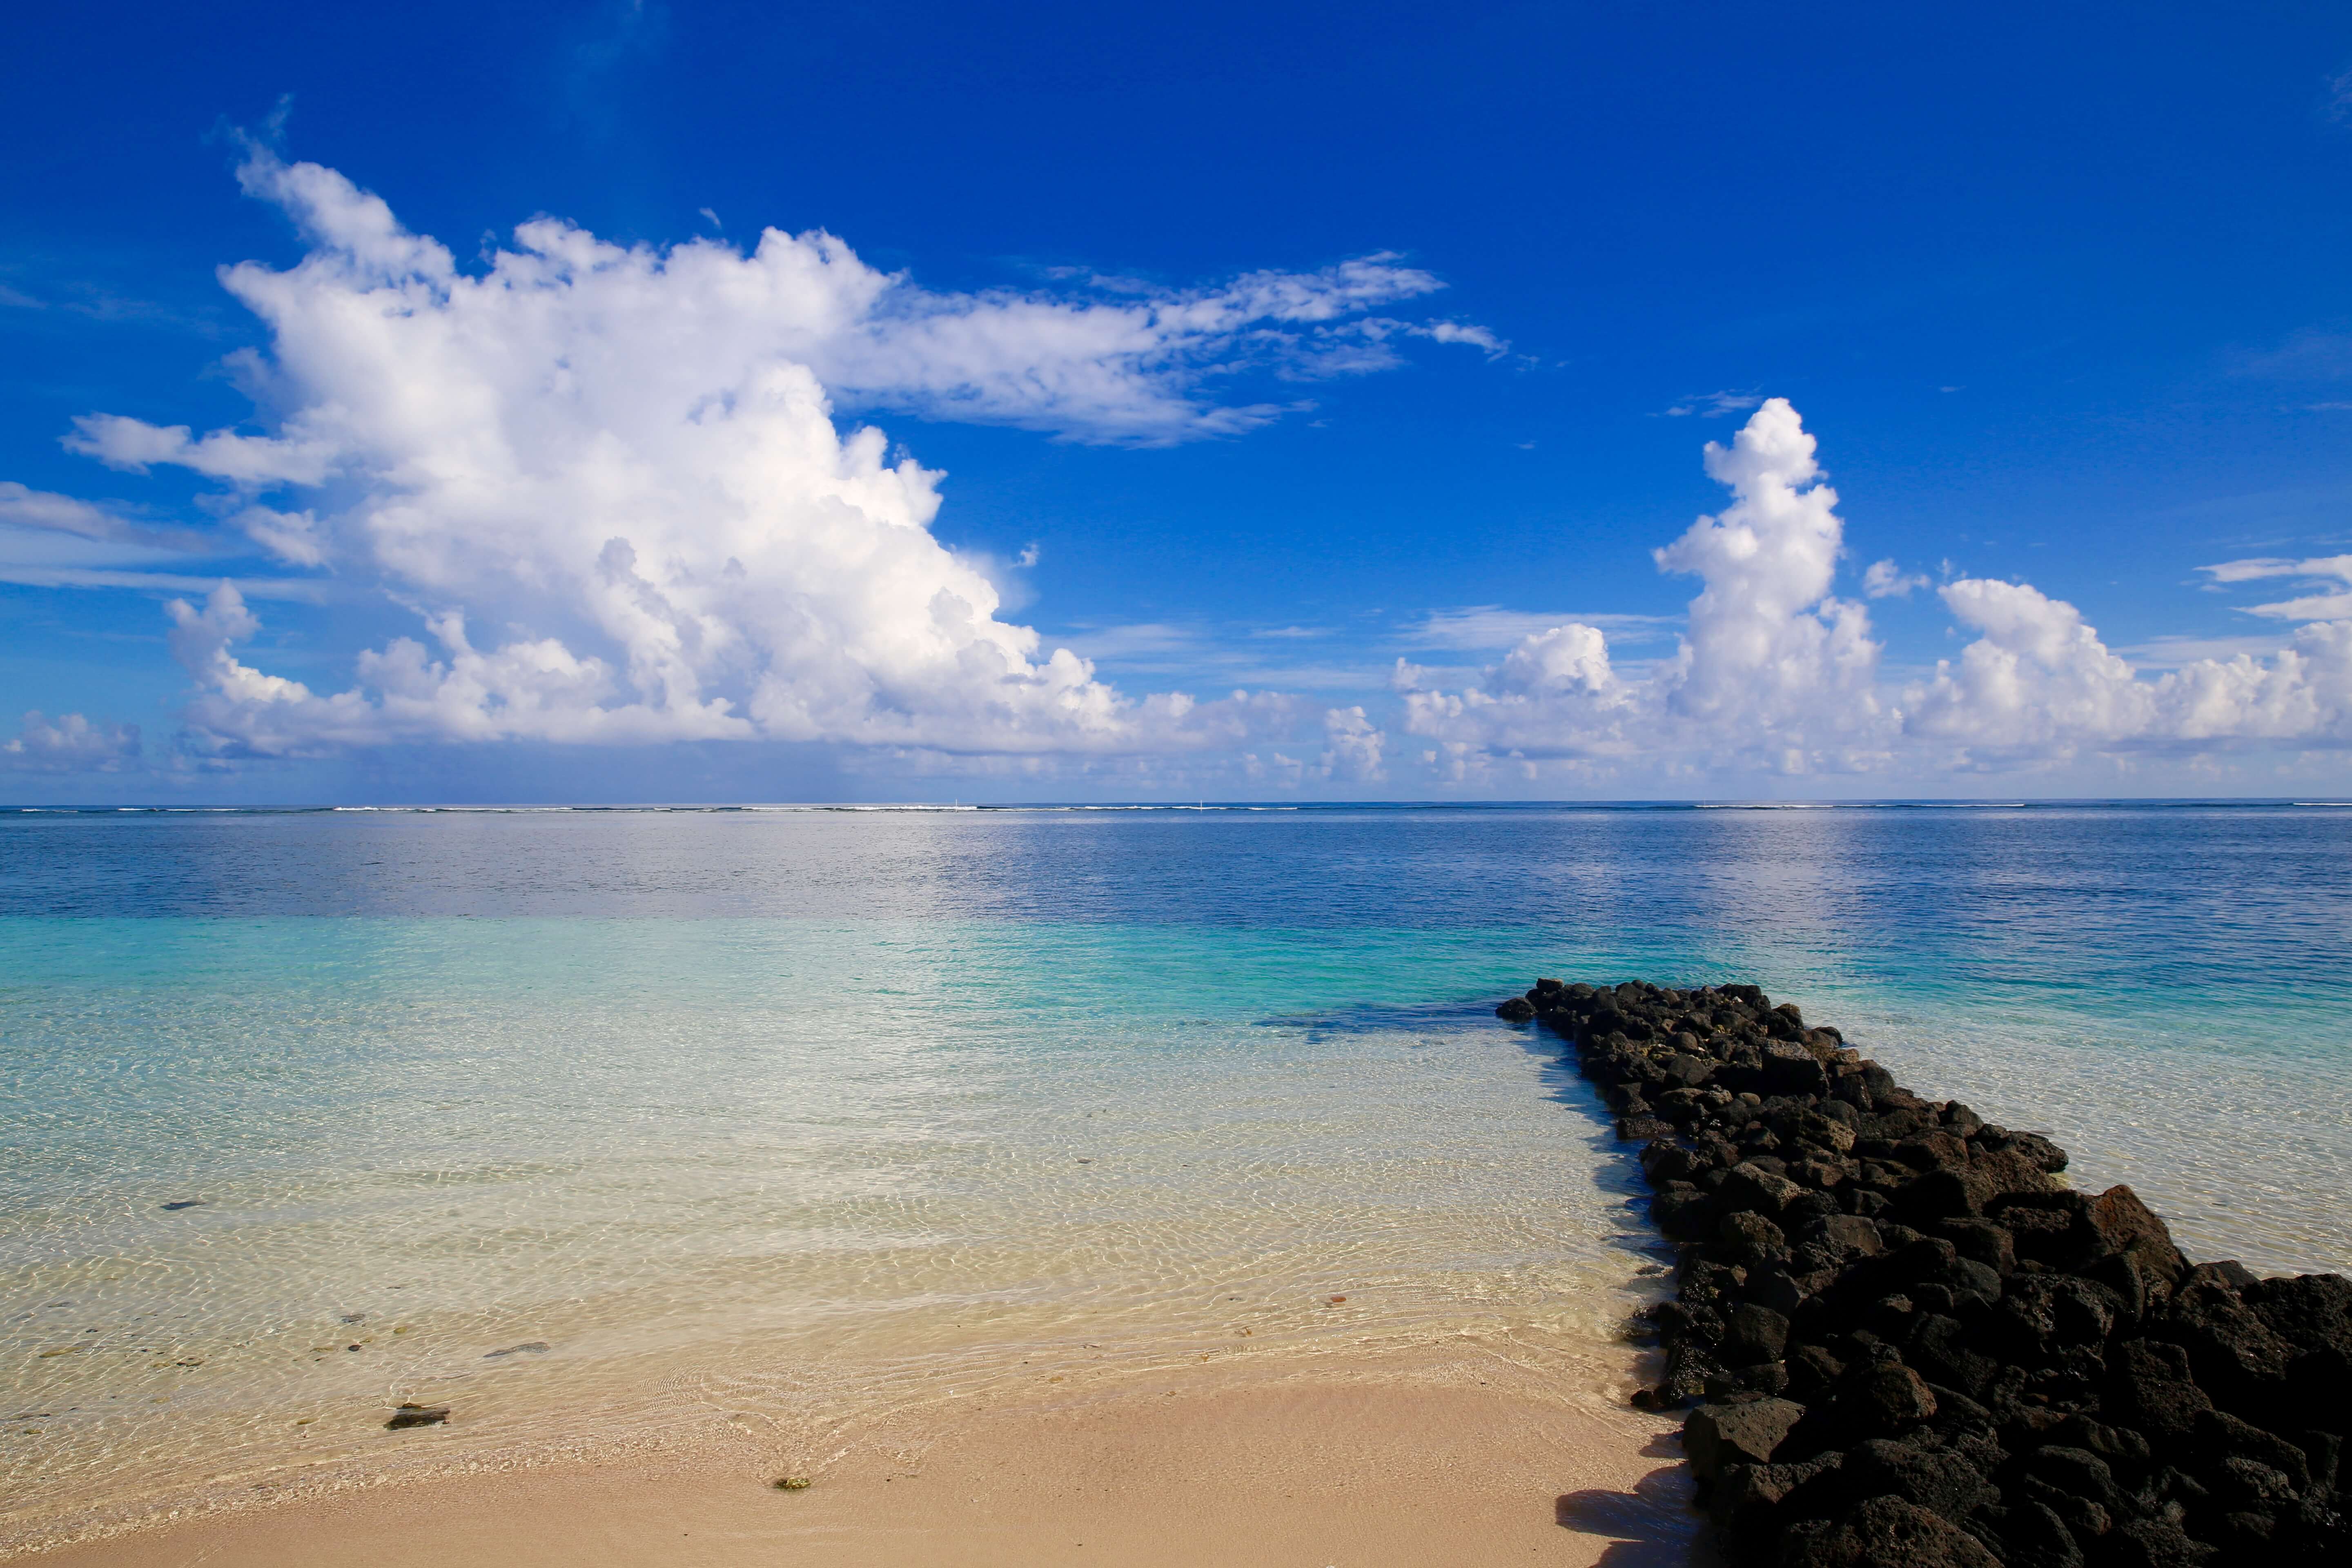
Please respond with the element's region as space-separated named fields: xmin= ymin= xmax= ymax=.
xmin=2198 ymin=555 xmax=2352 ymax=621
xmin=0 ymin=567 xmax=327 ymax=600
xmin=1056 ymin=621 xmax=1378 ymax=691
xmin=1659 ymin=390 xmax=1764 ymax=418
xmin=1406 ymin=606 xmax=1678 ymax=650
xmin=2232 ymin=326 xmax=2352 ymax=381
xmin=2116 ymin=633 xmax=2296 ymax=669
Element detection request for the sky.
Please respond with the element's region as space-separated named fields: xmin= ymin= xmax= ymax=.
xmin=6 ymin=0 xmax=2352 ymax=803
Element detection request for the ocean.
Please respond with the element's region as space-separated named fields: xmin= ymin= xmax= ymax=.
xmin=4 ymin=803 xmax=2348 ymax=1549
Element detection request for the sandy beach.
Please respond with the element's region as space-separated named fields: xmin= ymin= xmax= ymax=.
xmin=24 ymin=1354 xmax=1697 ymax=1568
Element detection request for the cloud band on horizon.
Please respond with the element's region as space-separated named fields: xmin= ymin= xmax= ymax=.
xmin=4 ymin=151 xmax=2350 ymax=793
xmin=1397 ymin=400 xmax=2352 ymax=783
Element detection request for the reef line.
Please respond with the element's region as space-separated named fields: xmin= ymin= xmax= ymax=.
xmin=1497 ymin=978 xmax=2349 ymax=1567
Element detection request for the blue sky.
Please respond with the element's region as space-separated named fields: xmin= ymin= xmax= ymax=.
xmin=7 ymin=1 xmax=2352 ymax=801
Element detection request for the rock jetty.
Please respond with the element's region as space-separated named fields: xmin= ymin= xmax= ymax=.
xmin=1498 ymin=978 xmax=2349 ymax=1566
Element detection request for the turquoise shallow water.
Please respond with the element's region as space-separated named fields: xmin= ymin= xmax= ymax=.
xmin=2 ymin=804 xmax=2349 ymax=1545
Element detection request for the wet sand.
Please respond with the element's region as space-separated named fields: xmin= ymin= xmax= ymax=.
xmin=24 ymin=1363 xmax=1699 ymax=1567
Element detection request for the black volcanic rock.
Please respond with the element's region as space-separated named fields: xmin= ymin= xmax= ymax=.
xmin=1496 ymin=976 xmax=2350 ymax=1565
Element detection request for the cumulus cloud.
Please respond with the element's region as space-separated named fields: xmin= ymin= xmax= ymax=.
xmin=1906 ymin=581 xmax=2352 ymax=760
xmin=23 ymin=146 xmax=1512 ymax=768
xmin=1241 ymin=705 xmax=1388 ymax=787
xmin=1402 ymin=399 xmax=2352 ymax=780
xmin=2 ymin=711 xmax=141 ymax=773
xmin=1862 ymin=558 xmax=1929 ymax=598
xmin=1320 ymin=705 xmax=1387 ymax=782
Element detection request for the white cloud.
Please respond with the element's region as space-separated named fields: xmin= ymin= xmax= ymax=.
xmin=0 ymin=480 xmax=216 ymax=554
xmin=0 ymin=566 xmax=325 ymax=598
xmin=1647 ymin=401 xmax=1880 ymax=739
xmin=1906 ymin=581 xmax=2352 ymax=757
xmin=2118 ymin=633 xmax=2299 ymax=668
xmin=0 ymin=481 xmax=269 ymax=593
xmin=1402 ymin=399 xmax=2352 ymax=780
xmin=1241 ymin=704 xmax=1389 ymax=788
xmin=1660 ymin=391 xmax=1764 ymax=418
xmin=1320 ymin=705 xmax=1386 ymax=782
xmin=1416 ymin=321 xmax=1510 ymax=355
xmin=1405 ymin=606 xmax=1677 ymax=650
xmin=30 ymin=147 xmax=1488 ymax=767
xmin=65 ymin=413 xmax=336 ymax=486
xmin=2197 ymin=554 xmax=2352 ymax=621
xmin=2 ymin=711 xmax=141 ymax=773
xmin=1862 ymin=558 xmax=1929 ymax=598
xmin=0 ymin=482 xmax=132 ymax=541
xmin=1324 ymin=317 xmax=1510 ymax=361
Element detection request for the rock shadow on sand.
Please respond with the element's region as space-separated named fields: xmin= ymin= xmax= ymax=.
xmin=1556 ymin=1461 xmax=1716 ymax=1567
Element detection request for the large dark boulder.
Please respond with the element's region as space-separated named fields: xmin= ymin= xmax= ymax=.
xmin=1716 ymin=1209 xmax=1791 ymax=1271
xmin=1896 ymin=1168 xmax=1986 ymax=1223
xmin=1719 ymin=1163 xmax=1806 ymax=1219
xmin=1893 ymin=1130 xmax=1972 ymax=1174
xmin=1909 ymin=1314 xmax=1999 ymax=1400
xmin=1838 ymin=1435 xmax=2000 ymax=1523
xmin=2189 ymin=1408 xmax=2313 ymax=1493
xmin=2107 ymin=1340 xmax=2214 ymax=1446
xmin=2104 ymin=1517 xmax=2219 ymax=1566
xmin=1724 ymin=1303 xmax=1792 ymax=1365
xmin=2163 ymin=1278 xmax=2300 ymax=1424
xmin=2082 ymin=1250 xmax=2164 ymax=1332
xmin=1639 ymin=1138 xmax=1695 ymax=1182
xmin=2019 ymin=1444 xmax=2133 ymax=1528
xmin=1940 ymin=1217 xmax=2017 ymax=1275
xmin=1790 ymin=1494 xmax=2002 ymax=1567
xmin=1706 ymin=1450 xmax=1844 ymax=1534
xmin=1800 ymin=1212 xmax=1884 ymax=1263
xmin=1989 ymin=1191 xmax=2101 ymax=1270
xmin=2047 ymin=1414 xmax=2152 ymax=1473
xmin=1653 ymin=1186 xmax=1719 ymax=1241
xmin=1838 ymin=1363 xmax=1941 ymax=1436
xmin=2243 ymin=1273 xmax=2352 ymax=1418
xmin=2087 ymin=1185 xmax=2187 ymax=1289
xmin=1758 ymin=1042 xmax=1830 ymax=1098
xmin=2243 ymin=1272 xmax=2352 ymax=1361
xmin=1685 ymin=1396 xmax=1807 ymax=1485
xmin=1983 ymin=1498 xmax=2086 ymax=1568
